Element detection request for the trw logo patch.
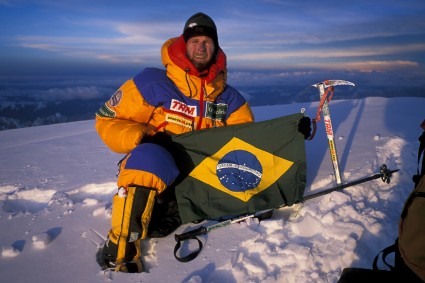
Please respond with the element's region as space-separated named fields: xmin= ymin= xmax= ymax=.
xmin=170 ymin=99 xmax=197 ymax=117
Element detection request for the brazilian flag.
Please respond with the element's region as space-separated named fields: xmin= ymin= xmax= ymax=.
xmin=171 ymin=113 xmax=306 ymax=224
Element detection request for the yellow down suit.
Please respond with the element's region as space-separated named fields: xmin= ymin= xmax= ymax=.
xmin=95 ymin=35 xmax=254 ymax=269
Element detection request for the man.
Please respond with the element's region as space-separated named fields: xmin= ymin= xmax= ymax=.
xmin=96 ymin=12 xmax=312 ymax=273
xmin=95 ymin=12 xmax=255 ymax=273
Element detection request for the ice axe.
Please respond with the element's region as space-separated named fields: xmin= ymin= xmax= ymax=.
xmin=311 ymin=80 xmax=355 ymax=186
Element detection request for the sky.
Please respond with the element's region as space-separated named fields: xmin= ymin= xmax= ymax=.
xmin=1 ymin=0 xmax=425 ymax=82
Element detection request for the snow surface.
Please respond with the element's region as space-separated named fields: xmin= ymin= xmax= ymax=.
xmin=0 ymin=96 xmax=424 ymax=283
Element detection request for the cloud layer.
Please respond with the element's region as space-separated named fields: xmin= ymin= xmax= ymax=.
xmin=1 ymin=0 xmax=424 ymax=76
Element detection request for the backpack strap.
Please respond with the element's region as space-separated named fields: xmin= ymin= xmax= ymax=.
xmin=413 ymin=120 xmax=425 ymax=186
xmin=373 ymin=239 xmax=398 ymax=271
xmin=417 ymin=131 xmax=425 ymax=175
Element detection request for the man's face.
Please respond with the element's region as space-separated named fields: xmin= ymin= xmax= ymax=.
xmin=186 ymin=35 xmax=215 ymax=72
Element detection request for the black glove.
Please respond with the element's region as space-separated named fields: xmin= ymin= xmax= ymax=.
xmin=141 ymin=132 xmax=173 ymax=148
xmin=298 ymin=116 xmax=312 ymax=139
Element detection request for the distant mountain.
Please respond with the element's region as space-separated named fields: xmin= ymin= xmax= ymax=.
xmin=1 ymin=84 xmax=424 ymax=131
xmin=0 ymin=99 xmax=103 ymax=130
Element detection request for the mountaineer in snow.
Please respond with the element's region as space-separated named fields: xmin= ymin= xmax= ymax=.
xmin=95 ymin=12 xmax=255 ymax=273
xmin=95 ymin=12 xmax=312 ymax=273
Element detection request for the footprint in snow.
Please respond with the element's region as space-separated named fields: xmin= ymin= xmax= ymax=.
xmin=2 ymin=187 xmax=56 ymax=214
xmin=1 ymin=240 xmax=25 ymax=258
xmin=65 ymin=183 xmax=116 ymax=204
xmin=32 ymin=227 xmax=62 ymax=249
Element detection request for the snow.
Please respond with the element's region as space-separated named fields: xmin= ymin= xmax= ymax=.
xmin=0 ymin=96 xmax=424 ymax=283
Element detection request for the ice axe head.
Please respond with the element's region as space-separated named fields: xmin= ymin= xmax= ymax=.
xmin=310 ymin=79 xmax=356 ymax=123
xmin=312 ymin=80 xmax=355 ymax=89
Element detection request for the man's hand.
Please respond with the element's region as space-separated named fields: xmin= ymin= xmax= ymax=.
xmin=142 ymin=132 xmax=172 ymax=148
xmin=298 ymin=116 xmax=312 ymax=139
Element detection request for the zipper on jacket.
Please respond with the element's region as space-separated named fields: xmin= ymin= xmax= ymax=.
xmin=197 ymin=79 xmax=205 ymax=130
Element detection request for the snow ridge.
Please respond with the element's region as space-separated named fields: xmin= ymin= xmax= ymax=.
xmin=0 ymin=97 xmax=424 ymax=283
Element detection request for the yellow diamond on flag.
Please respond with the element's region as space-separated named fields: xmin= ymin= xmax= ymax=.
xmin=189 ymin=137 xmax=294 ymax=202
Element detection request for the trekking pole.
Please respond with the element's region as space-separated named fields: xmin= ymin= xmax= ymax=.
xmin=302 ymin=164 xmax=398 ymax=201
xmin=312 ymin=80 xmax=355 ymax=186
xmin=173 ymin=209 xmax=273 ymax=262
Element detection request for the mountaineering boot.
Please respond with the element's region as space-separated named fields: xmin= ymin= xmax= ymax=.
xmin=114 ymin=257 xmax=144 ymax=273
xmin=97 ymin=142 xmax=180 ymax=272
xmin=98 ymin=236 xmax=145 ymax=273
xmin=98 ymin=185 xmax=157 ymax=273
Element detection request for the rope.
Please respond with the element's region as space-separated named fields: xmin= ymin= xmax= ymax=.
xmin=315 ymin=85 xmax=334 ymax=122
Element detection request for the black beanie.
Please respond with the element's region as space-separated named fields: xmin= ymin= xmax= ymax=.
xmin=183 ymin=12 xmax=219 ymax=48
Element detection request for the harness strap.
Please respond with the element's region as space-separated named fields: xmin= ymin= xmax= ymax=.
xmin=413 ymin=129 xmax=425 ymax=186
xmin=418 ymin=131 xmax=425 ymax=176
xmin=373 ymin=240 xmax=398 ymax=271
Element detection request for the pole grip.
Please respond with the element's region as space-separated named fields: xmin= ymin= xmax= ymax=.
xmin=174 ymin=226 xmax=207 ymax=242
xmin=174 ymin=226 xmax=207 ymax=262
